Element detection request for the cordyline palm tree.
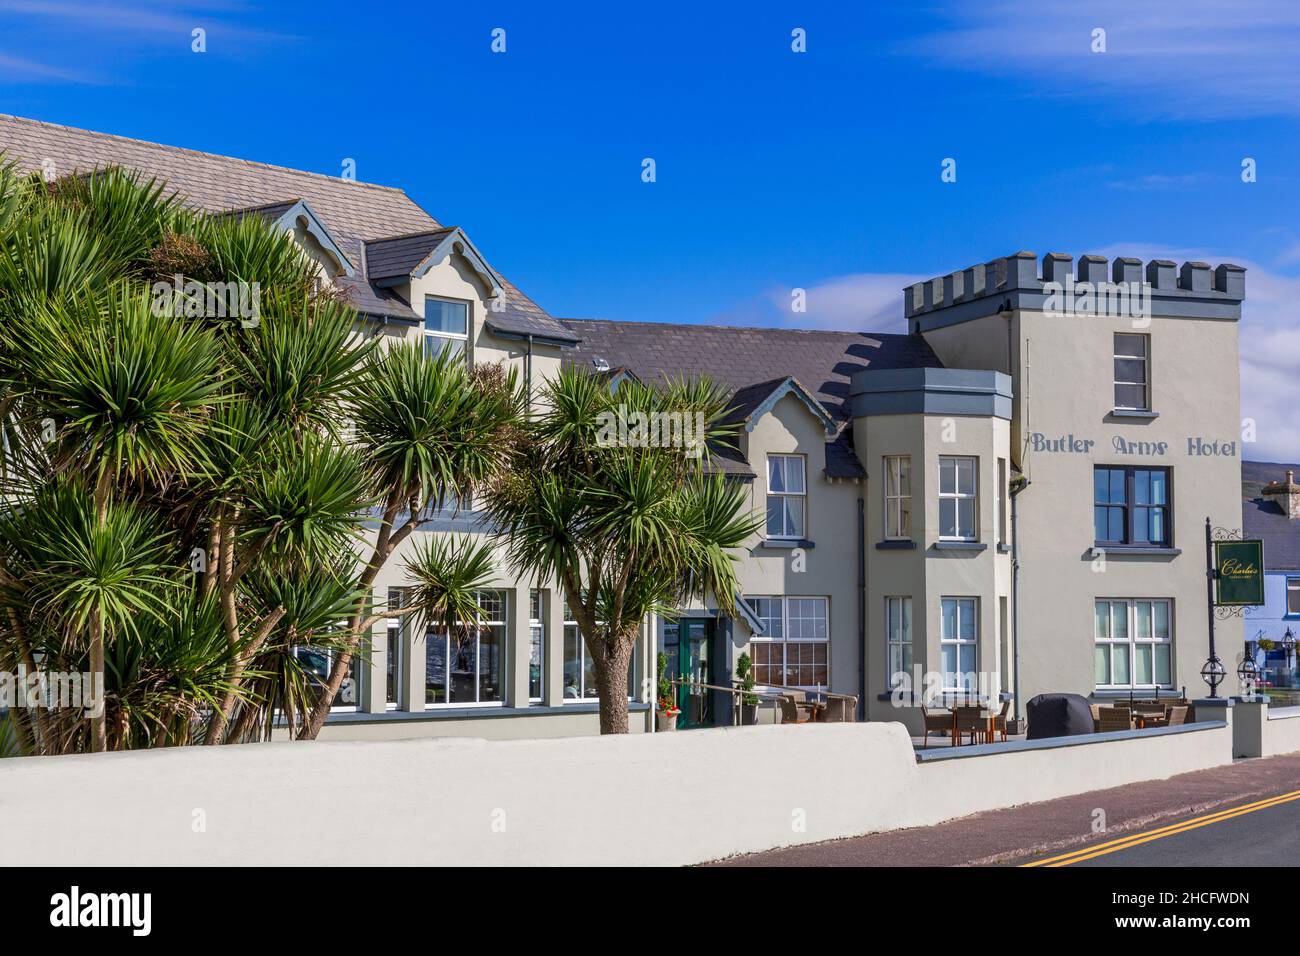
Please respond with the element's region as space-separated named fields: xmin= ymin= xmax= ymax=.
xmin=483 ymin=367 xmax=761 ymax=734
xmin=0 ymin=159 xmax=521 ymax=754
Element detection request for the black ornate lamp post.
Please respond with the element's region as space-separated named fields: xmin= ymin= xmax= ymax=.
xmin=1237 ymin=647 xmax=1259 ymax=698
xmin=1203 ymin=518 xmax=1223 ymax=697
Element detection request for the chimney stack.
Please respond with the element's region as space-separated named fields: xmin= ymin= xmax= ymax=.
xmin=1263 ymin=470 xmax=1300 ymax=519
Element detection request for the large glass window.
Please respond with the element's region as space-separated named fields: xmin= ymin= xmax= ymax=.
xmin=940 ymin=597 xmax=978 ymax=691
xmin=385 ymin=586 xmax=409 ymax=708
xmin=1095 ymin=599 xmax=1173 ymax=689
xmin=746 ymin=596 xmax=829 ymax=689
xmin=886 ymin=596 xmax=912 ymax=689
xmin=425 ymin=590 xmax=504 ymax=706
xmin=562 ymin=600 xmax=633 ymax=699
xmin=1114 ymin=333 xmax=1150 ymax=411
xmin=1093 ymin=466 xmax=1170 ymax=546
xmin=765 ymin=454 xmax=806 ymax=539
xmin=1288 ymin=578 xmax=1300 ymax=617
xmin=884 ymin=455 xmax=911 ymax=540
xmin=939 ymin=456 xmax=977 ymax=541
xmin=528 ymin=589 xmax=544 ymax=701
xmin=424 ymin=297 xmax=469 ymax=361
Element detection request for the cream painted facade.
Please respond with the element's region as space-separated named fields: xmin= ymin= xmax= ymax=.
xmin=242 ymin=173 xmax=1246 ymax=743
xmin=322 ymin=249 xmax=1246 ymax=741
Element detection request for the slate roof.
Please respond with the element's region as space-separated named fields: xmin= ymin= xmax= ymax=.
xmin=559 ymin=320 xmax=944 ymax=478
xmin=334 ymin=276 xmax=421 ymax=323
xmin=0 ymin=113 xmax=570 ymax=342
xmin=220 ymin=199 xmax=301 ymax=223
xmin=1243 ymin=460 xmax=1300 ymax=571
xmin=365 ymin=228 xmax=457 ymax=281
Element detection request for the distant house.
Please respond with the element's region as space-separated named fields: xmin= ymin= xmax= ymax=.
xmin=1242 ymin=461 xmax=1300 ymax=685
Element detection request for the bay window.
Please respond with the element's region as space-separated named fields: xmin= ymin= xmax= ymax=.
xmin=886 ymin=596 xmax=912 ymax=689
xmin=938 ymin=456 xmax=977 ymax=541
xmin=940 ymin=597 xmax=978 ymax=691
xmin=884 ymin=455 xmax=911 ymax=539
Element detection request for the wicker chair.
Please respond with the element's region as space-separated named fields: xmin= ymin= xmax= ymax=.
xmin=817 ymin=696 xmax=856 ymax=723
xmin=921 ymin=705 xmax=952 ymax=747
xmin=779 ymin=695 xmax=812 ymax=724
xmin=991 ymin=698 xmax=1011 ymax=742
xmin=1097 ymin=707 xmax=1133 ymax=733
xmin=955 ymin=705 xmax=988 ymax=745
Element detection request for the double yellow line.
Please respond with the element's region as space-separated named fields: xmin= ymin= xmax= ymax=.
xmin=1022 ymin=788 xmax=1300 ymax=866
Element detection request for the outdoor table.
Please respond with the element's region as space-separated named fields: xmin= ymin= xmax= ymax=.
xmin=950 ymin=709 xmax=997 ymax=745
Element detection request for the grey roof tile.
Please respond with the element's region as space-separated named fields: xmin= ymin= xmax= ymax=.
xmin=560 ymin=319 xmax=943 ymax=478
xmin=1243 ymin=460 xmax=1300 ymax=570
xmin=365 ymin=228 xmax=456 ymax=281
xmin=0 ymin=113 xmax=572 ymax=343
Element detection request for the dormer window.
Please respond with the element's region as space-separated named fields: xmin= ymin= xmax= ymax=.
xmin=766 ymin=454 xmax=806 ymax=540
xmin=424 ymin=297 xmax=469 ymax=362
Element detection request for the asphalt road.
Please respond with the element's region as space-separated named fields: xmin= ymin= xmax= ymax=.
xmin=718 ymin=751 xmax=1300 ymax=867
xmin=1054 ymin=793 xmax=1300 ymax=867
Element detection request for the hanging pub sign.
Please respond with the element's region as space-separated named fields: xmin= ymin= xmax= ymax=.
xmin=1213 ymin=539 xmax=1265 ymax=606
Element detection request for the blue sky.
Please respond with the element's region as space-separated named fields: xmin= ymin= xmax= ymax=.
xmin=3 ymin=0 xmax=1300 ymax=455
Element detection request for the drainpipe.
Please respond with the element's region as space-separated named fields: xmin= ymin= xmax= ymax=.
xmin=857 ymin=494 xmax=866 ymax=721
xmin=525 ymin=334 xmax=534 ymax=411
xmin=1009 ymin=478 xmax=1030 ymax=724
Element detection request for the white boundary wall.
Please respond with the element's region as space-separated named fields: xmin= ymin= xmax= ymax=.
xmin=0 ymin=720 xmax=1237 ymax=866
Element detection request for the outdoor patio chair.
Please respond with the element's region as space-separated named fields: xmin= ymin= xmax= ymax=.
xmin=818 ymin=697 xmax=855 ymax=723
xmin=991 ymin=698 xmax=1010 ymax=742
xmin=1097 ymin=707 xmax=1133 ymax=733
xmin=779 ymin=695 xmax=811 ymax=724
xmin=1165 ymin=705 xmax=1190 ymax=726
xmin=921 ymin=705 xmax=952 ymax=747
xmin=954 ymin=705 xmax=988 ymax=745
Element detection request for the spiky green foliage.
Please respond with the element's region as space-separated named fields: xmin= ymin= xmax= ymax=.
xmin=0 ymin=160 xmax=521 ymax=752
xmin=482 ymin=366 xmax=760 ymax=734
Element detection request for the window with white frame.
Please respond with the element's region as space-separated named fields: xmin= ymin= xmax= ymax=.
xmin=425 ymin=590 xmax=504 ymax=706
xmin=528 ymin=589 xmax=544 ymax=701
xmin=562 ymin=600 xmax=633 ymax=700
xmin=884 ymin=455 xmax=912 ymax=540
xmin=747 ymin=596 xmax=829 ymax=688
xmin=1095 ymin=599 xmax=1173 ymax=690
xmin=385 ymin=586 xmax=409 ymax=708
xmin=766 ymin=454 xmax=806 ymax=539
xmin=886 ymin=596 xmax=912 ymax=689
xmin=940 ymin=597 xmax=978 ymax=691
xmin=1287 ymin=578 xmax=1300 ymax=617
xmin=424 ymin=297 xmax=469 ymax=362
xmin=291 ymin=644 xmax=357 ymax=710
xmin=1113 ymin=333 xmax=1150 ymax=411
xmin=938 ymin=456 xmax=977 ymax=541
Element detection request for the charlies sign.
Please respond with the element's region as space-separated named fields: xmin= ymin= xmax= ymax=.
xmin=1214 ymin=539 xmax=1265 ymax=606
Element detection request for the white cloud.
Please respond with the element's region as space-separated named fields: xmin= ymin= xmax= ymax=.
xmin=911 ymin=0 xmax=1300 ymax=119
xmin=708 ymin=272 xmax=921 ymax=333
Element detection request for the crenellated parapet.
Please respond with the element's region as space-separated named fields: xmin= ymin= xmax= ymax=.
xmin=904 ymin=251 xmax=1246 ymax=331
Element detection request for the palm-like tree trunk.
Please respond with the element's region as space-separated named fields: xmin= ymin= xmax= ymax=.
xmin=88 ymin=613 xmax=105 ymax=752
xmin=593 ymin=635 xmax=634 ymax=735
